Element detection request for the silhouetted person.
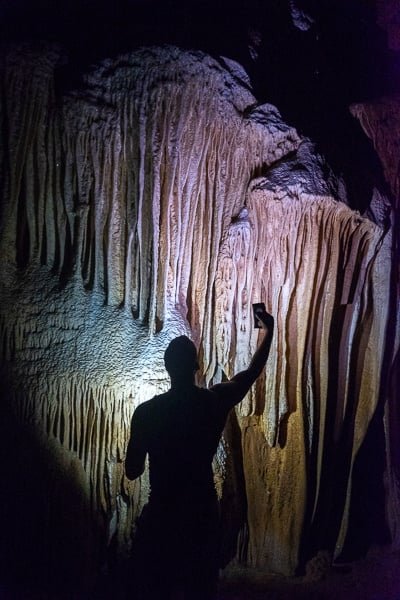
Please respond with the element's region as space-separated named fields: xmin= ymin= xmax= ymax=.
xmin=125 ymin=310 xmax=274 ymax=599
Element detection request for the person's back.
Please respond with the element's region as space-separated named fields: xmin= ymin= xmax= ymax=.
xmin=138 ymin=385 xmax=230 ymax=505
xmin=129 ymin=384 xmax=231 ymax=599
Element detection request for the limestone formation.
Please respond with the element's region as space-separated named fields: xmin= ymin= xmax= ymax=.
xmin=0 ymin=43 xmax=394 ymax=585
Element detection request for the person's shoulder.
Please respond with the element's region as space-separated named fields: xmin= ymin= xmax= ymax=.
xmin=133 ymin=392 xmax=168 ymax=417
xmin=209 ymin=380 xmax=242 ymax=408
xmin=208 ymin=382 xmax=228 ymax=398
xmin=196 ymin=385 xmax=227 ymax=409
xmin=195 ymin=386 xmax=218 ymax=400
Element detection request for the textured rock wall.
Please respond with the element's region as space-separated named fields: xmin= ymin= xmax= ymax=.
xmin=0 ymin=43 xmax=393 ymax=584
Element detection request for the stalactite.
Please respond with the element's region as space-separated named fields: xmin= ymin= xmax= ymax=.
xmin=0 ymin=43 xmax=393 ymax=581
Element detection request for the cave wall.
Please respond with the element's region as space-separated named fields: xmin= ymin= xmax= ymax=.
xmin=0 ymin=42 xmax=395 ymax=590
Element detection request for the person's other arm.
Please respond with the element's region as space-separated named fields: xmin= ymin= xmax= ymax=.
xmin=211 ymin=310 xmax=274 ymax=408
xmin=125 ymin=404 xmax=148 ymax=480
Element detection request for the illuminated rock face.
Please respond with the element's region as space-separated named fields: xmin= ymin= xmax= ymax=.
xmin=0 ymin=44 xmax=393 ymax=582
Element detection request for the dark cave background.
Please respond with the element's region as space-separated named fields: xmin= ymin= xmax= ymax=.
xmin=0 ymin=0 xmax=397 ymax=593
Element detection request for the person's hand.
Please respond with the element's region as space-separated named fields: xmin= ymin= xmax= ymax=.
xmin=256 ymin=310 xmax=274 ymax=333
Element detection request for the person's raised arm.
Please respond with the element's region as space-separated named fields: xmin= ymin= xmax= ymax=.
xmin=211 ymin=310 xmax=274 ymax=408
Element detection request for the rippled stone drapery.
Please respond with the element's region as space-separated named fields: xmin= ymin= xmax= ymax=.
xmin=0 ymin=43 xmax=392 ymax=583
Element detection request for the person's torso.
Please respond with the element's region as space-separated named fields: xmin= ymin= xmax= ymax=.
xmin=143 ymin=386 xmax=229 ymax=504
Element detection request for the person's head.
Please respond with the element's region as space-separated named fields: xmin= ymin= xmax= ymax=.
xmin=164 ymin=335 xmax=199 ymax=382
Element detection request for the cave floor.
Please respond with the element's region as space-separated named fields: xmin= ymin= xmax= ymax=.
xmin=2 ymin=548 xmax=399 ymax=599
xmin=218 ymin=549 xmax=400 ymax=600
